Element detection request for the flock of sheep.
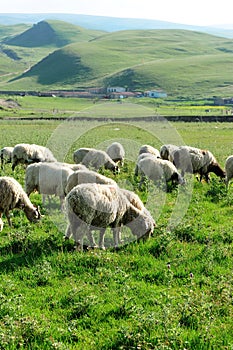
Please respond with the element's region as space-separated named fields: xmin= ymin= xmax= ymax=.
xmin=1 ymin=141 xmax=233 ymax=251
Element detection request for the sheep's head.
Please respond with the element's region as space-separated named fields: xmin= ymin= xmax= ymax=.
xmin=208 ymin=162 xmax=226 ymax=179
xmin=24 ymin=205 xmax=42 ymax=223
xmin=126 ymin=205 xmax=155 ymax=240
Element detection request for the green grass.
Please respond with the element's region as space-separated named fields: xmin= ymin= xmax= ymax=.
xmin=1 ymin=115 xmax=233 ymax=348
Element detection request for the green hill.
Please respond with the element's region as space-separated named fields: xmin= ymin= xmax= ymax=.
xmin=2 ymin=28 xmax=233 ymax=98
xmin=0 ymin=23 xmax=30 ymax=41
xmin=3 ymin=20 xmax=105 ymax=47
xmin=7 ymin=29 xmax=233 ymax=98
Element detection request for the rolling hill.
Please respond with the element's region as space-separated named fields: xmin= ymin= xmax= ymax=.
xmin=0 ymin=13 xmax=233 ymax=38
xmin=3 ymin=20 xmax=105 ymax=47
xmin=0 ymin=20 xmax=232 ymax=98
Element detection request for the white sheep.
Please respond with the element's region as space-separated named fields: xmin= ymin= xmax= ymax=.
xmin=106 ymin=142 xmax=125 ymax=166
xmin=137 ymin=156 xmax=184 ymax=189
xmin=53 ymin=162 xmax=87 ymax=172
xmin=135 ymin=152 xmax=160 ymax=177
xmin=74 ymin=148 xmax=119 ymax=174
xmin=173 ymin=146 xmax=225 ymax=182
xmin=139 ymin=144 xmax=161 ymax=158
xmin=65 ymin=183 xmax=155 ymax=251
xmin=0 ymin=176 xmax=41 ymax=231
xmin=65 ymin=169 xmax=116 ymax=195
xmin=25 ymin=162 xmax=74 ymax=209
xmin=160 ymin=144 xmax=180 ymax=162
xmin=12 ymin=143 xmax=57 ymax=170
xmin=225 ymin=155 xmax=233 ymax=188
xmin=0 ymin=146 xmax=14 ymax=169
xmin=73 ymin=147 xmax=92 ymax=164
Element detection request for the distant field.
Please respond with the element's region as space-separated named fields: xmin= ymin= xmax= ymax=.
xmin=0 ymin=96 xmax=230 ymax=119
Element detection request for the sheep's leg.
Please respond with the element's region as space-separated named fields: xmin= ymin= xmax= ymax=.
xmin=72 ymin=221 xmax=89 ymax=252
xmin=0 ymin=213 xmax=3 ymax=231
xmin=98 ymin=228 xmax=106 ymax=250
xmin=64 ymin=224 xmax=72 ymax=240
xmin=5 ymin=211 xmax=12 ymax=227
xmin=112 ymin=226 xmax=122 ymax=248
xmin=86 ymin=230 xmax=98 ymax=249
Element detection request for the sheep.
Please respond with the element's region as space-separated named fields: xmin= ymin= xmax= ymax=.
xmin=25 ymin=162 xmax=74 ymax=209
xmin=172 ymin=146 xmax=225 ymax=182
xmin=137 ymin=156 xmax=184 ymax=189
xmin=0 ymin=146 xmax=14 ymax=169
xmin=73 ymin=147 xmax=92 ymax=164
xmin=224 ymin=155 xmax=233 ymax=188
xmin=53 ymin=162 xmax=87 ymax=172
xmin=0 ymin=176 xmax=41 ymax=231
xmin=74 ymin=148 xmax=119 ymax=174
xmin=160 ymin=144 xmax=180 ymax=162
xmin=139 ymin=144 xmax=161 ymax=158
xmin=135 ymin=152 xmax=160 ymax=177
xmin=65 ymin=183 xmax=155 ymax=251
xmin=65 ymin=169 xmax=116 ymax=195
xmin=106 ymin=142 xmax=125 ymax=166
xmin=12 ymin=143 xmax=57 ymax=170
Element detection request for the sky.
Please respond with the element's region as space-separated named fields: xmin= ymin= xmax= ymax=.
xmin=1 ymin=0 xmax=233 ymax=27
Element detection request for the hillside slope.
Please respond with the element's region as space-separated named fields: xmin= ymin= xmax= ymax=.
xmin=7 ymin=29 xmax=233 ymax=98
xmin=3 ymin=20 xmax=105 ymax=47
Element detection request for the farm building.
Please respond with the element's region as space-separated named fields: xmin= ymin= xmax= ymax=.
xmin=144 ymin=90 xmax=167 ymax=98
xmin=107 ymin=86 xmax=126 ymax=93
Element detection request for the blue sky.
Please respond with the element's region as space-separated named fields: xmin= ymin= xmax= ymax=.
xmin=1 ymin=0 xmax=233 ymax=26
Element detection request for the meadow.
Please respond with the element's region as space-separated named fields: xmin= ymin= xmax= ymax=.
xmin=1 ymin=106 xmax=233 ymax=348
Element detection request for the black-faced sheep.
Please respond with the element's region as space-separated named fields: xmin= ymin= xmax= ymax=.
xmin=0 ymin=176 xmax=41 ymax=231
xmin=137 ymin=156 xmax=184 ymax=189
xmin=172 ymin=146 xmax=225 ymax=182
xmin=12 ymin=143 xmax=57 ymax=170
xmin=65 ymin=183 xmax=155 ymax=251
xmin=65 ymin=169 xmax=116 ymax=195
xmin=106 ymin=142 xmax=125 ymax=166
xmin=0 ymin=147 xmax=14 ymax=169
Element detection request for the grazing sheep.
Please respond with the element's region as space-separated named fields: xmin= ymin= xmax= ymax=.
xmin=12 ymin=143 xmax=57 ymax=170
xmin=160 ymin=144 xmax=180 ymax=162
xmin=173 ymin=146 xmax=225 ymax=182
xmin=139 ymin=144 xmax=161 ymax=158
xmin=137 ymin=156 xmax=184 ymax=189
xmin=135 ymin=153 xmax=160 ymax=177
xmin=74 ymin=148 xmax=119 ymax=174
xmin=54 ymin=162 xmax=87 ymax=172
xmin=106 ymin=142 xmax=125 ymax=166
xmin=73 ymin=147 xmax=92 ymax=164
xmin=65 ymin=169 xmax=116 ymax=195
xmin=65 ymin=183 xmax=155 ymax=251
xmin=225 ymin=155 xmax=233 ymax=188
xmin=0 ymin=146 xmax=14 ymax=169
xmin=0 ymin=176 xmax=41 ymax=231
xmin=25 ymin=162 xmax=73 ymax=209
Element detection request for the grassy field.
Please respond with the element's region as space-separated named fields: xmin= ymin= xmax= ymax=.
xmin=1 ymin=115 xmax=233 ymax=349
xmin=0 ymin=96 xmax=231 ymax=120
